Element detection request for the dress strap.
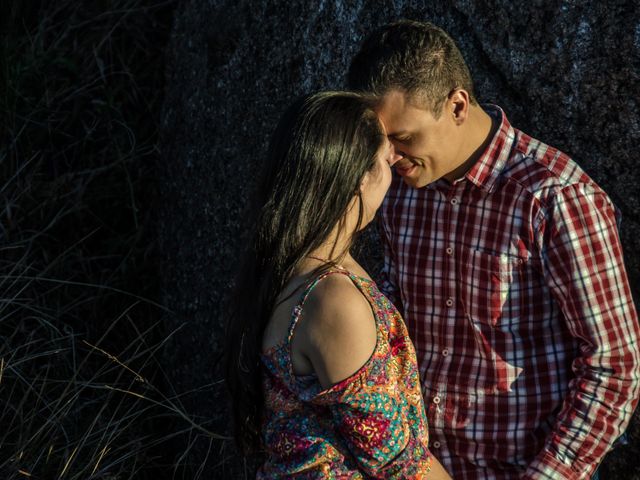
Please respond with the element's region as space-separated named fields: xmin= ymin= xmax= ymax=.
xmin=285 ymin=269 xmax=351 ymax=346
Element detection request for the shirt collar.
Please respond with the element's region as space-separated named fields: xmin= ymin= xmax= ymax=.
xmin=463 ymin=104 xmax=516 ymax=192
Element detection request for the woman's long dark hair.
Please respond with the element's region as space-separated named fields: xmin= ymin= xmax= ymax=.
xmin=224 ymin=91 xmax=384 ymax=453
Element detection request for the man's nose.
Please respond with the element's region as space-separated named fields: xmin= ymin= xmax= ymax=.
xmin=388 ymin=149 xmax=403 ymax=167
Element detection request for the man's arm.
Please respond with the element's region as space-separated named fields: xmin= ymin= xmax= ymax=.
xmin=523 ymin=184 xmax=640 ymax=479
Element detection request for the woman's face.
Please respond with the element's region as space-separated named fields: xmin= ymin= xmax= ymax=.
xmin=359 ymin=135 xmax=402 ymax=224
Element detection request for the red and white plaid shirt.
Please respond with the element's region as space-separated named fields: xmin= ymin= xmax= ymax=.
xmin=379 ymin=105 xmax=640 ymax=479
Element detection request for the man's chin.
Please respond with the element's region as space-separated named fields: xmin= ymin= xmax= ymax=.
xmin=401 ymin=175 xmax=428 ymax=189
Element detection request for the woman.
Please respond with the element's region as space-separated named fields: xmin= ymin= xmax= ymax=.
xmin=225 ymin=91 xmax=451 ymax=479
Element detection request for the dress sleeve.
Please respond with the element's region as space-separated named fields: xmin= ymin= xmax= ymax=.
xmin=312 ymin=329 xmax=432 ymax=478
xmin=522 ymin=184 xmax=640 ymax=479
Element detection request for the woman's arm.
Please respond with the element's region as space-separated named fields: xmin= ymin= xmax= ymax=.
xmin=427 ymin=456 xmax=452 ymax=480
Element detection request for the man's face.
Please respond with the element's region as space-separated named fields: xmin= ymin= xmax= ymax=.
xmin=376 ymin=90 xmax=464 ymax=189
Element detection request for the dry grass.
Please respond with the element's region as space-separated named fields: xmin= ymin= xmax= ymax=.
xmin=0 ymin=2 xmax=222 ymax=478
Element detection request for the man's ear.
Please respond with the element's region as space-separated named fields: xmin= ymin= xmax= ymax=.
xmin=448 ymin=88 xmax=470 ymax=125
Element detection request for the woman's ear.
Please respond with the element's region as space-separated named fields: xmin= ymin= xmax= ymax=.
xmin=359 ymin=169 xmax=375 ymax=194
xmin=360 ymin=171 xmax=370 ymax=190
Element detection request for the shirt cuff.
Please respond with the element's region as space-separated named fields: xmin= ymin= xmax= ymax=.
xmin=521 ymin=451 xmax=595 ymax=480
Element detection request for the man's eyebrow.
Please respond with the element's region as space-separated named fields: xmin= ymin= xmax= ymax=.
xmin=387 ymin=130 xmax=410 ymax=138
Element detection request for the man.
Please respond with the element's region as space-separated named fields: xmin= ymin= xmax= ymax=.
xmin=348 ymin=20 xmax=640 ymax=479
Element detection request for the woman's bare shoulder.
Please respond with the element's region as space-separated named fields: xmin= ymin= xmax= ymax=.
xmin=296 ymin=273 xmax=377 ymax=388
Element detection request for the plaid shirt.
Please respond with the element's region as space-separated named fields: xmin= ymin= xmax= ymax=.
xmin=379 ymin=105 xmax=640 ymax=479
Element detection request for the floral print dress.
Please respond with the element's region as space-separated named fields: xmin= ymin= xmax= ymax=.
xmin=258 ymin=269 xmax=433 ymax=479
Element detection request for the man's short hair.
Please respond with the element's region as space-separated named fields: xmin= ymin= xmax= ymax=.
xmin=348 ymin=19 xmax=477 ymax=117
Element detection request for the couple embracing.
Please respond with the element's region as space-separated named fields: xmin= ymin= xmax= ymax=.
xmin=225 ymin=20 xmax=640 ymax=479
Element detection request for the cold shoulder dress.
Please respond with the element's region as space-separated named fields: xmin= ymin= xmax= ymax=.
xmin=258 ymin=269 xmax=433 ymax=478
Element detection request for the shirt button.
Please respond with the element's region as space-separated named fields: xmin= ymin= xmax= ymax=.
xmin=442 ymin=349 xmax=449 ymax=356
xmin=433 ymin=396 xmax=441 ymax=404
xmin=445 ymin=247 xmax=453 ymax=255
xmin=432 ymin=441 xmax=441 ymax=449
xmin=450 ymin=197 xmax=459 ymax=205
xmin=445 ymin=298 xmax=453 ymax=307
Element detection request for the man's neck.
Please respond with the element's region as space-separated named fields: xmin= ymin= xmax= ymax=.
xmin=444 ymin=105 xmax=497 ymax=182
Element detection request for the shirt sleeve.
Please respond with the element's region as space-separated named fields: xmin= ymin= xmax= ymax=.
xmin=378 ymin=216 xmax=405 ymax=317
xmin=523 ymin=184 xmax=640 ymax=479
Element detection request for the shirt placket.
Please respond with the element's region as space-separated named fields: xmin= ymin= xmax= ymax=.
xmin=428 ymin=180 xmax=463 ymax=452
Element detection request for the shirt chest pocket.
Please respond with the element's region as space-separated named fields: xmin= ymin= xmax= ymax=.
xmin=457 ymin=248 xmax=521 ymax=327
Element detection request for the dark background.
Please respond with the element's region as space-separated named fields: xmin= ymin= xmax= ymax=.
xmin=2 ymin=1 xmax=639 ymax=478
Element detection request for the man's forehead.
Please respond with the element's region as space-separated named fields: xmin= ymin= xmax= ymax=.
xmin=376 ymin=104 xmax=416 ymax=137
xmin=378 ymin=90 xmax=433 ymax=117
xmin=376 ymin=92 xmax=437 ymax=135
xmin=376 ymin=89 xmax=410 ymax=112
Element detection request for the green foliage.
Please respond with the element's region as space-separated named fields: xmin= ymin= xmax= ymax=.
xmin=0 ymin=2 xmax=222 ymax=478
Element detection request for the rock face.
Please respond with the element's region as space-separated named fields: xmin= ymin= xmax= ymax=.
xmin=158 ymin=0 xmax=640 ymax=477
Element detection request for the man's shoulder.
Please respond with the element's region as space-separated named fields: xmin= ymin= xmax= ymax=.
xmin=501 ymin=128 xmax=603 ymax=202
